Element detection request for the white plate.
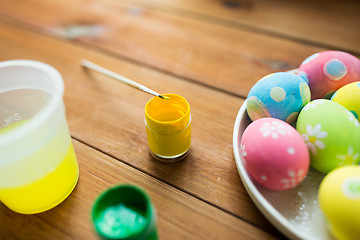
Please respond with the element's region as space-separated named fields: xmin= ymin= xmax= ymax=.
xmin=232 ymin=100 xmax=336 ymax=240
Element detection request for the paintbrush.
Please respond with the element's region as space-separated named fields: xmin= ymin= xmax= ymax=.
xmin=81 ymin=59 xmax=169 ymax=100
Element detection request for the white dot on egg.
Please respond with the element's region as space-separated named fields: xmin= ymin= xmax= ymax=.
xmin=287 ymin=147 xmax=295 ymax=155
xmin=261 ymin=175 xmax=268 ymax=181
xmin=270 ymin=87 xmax=286 ymax=102
xmin=342 ymin=177 xmax=360 ymax=199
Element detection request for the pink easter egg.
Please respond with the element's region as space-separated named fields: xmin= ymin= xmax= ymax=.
xmin=298 ymin=51 xmax=360 ymax=99
xmin=240 ymin=118 xmax=309 ymax=190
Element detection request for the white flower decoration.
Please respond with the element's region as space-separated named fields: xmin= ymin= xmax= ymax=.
xmin=337 ymin=146 xmax=359 ymax=167
xmin=260 ymin=175 xmax=267 ymax=181
xmin=302 ymin=100 xmax=325 ymax=111
xmin=240 ymin=144 xmax=247 ymax=166
xmin=259 ymin=121 xmax=290 ymax=139
xmin=281 ymin=169 xmax=305 ymax=189
xmin=346 ymin=111 xmax=360 ymax=127
xmin=301 ymin=124 xmax=327 ymax=155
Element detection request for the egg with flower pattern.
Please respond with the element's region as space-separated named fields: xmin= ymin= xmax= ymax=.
xmin=246 ymin=72 xmax=310 ymax=124
xmin=296 ymin=99 xmax=360 ymax=174
xmin=240 ymin=118 xmax=309 ymax=190
xmin=298 ymin=51 xmax=360 ymax=100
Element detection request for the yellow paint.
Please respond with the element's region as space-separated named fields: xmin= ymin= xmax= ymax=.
xmin=0 ymin=121 xmax=79 ymax=214
xmin=145 ymin=94 xmax=191 ymax=159
xmin=0 ymin=144 xmax=78 ymax=214
xmin=0 ymin=120 xmax=28 ymax=133
xmin=161 ymin=95 xmax=170 ymax=100
xmin=152 ymin=110 xmax=184 ymax=122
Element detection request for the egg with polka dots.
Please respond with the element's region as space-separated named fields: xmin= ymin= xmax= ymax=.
xmin=246 ymin=72 xmax=311 ymax=124
xmin=318 ymin=166 xmax=360 ymax=240
xmin=240 ymin=118 xmax=310 ymax=190
xmin=298 ymin=51 xmax=360 ymax=99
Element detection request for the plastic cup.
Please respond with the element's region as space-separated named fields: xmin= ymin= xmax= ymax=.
xmin=0 ymin=60 xmax=79 ymax=214
xmin=145 ymin=93 xmax=191 ymax=162
xmin=91 ymin=184 xmax=158 ymax=240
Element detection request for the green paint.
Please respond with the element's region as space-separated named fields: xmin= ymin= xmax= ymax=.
xmin=96 ymin=203 xmax=148 ymax=238
xmin=92 ymin=184 xmax=157 ymax=240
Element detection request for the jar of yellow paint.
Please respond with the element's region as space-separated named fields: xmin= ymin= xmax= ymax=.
xmin=0 ymin=60 xmax=79 ymax=214
xmin=145 ymin=94 xmax=191 ymax=162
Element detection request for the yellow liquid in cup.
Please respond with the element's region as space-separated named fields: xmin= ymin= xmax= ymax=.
xmin=0 ymin=121 xmax=79 ymax=214
xmin=145 ymin=94 xmax=191 ymax=159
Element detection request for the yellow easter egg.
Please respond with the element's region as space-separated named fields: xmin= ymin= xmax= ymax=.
xmin=318 ymin=166 xmax=360 ymax=240
xmin=331 ymin=81 xmax=360 ymax=120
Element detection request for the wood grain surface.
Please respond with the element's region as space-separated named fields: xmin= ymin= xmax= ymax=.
xmin=0 ymin=0 xmax=327 ymax=97
xmin=0 ymin=22 xmax=280 ymax=237
xmin=0 ymin=140 xmax=278 ymax=240
xmin=124 ymin=0 xmax=360 ymax=53
xmin=1 ymin=20 xmax=282 ymax=231
xmin=0 ymin=0 xmax=358 ymax=239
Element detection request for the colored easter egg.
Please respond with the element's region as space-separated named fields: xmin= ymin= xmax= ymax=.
xmin=287 ymin=68 xmax=309 ymax=83
xmin=246 ymin=72 xmax=310 ymax=124
xmin=331 ymin=81 xmax=360 ymax=120
xmin=298 ymin=51 xmax=360 ymax=99
xmin=318 ymin=166 xmax=360 ymax=240
xmin=240 ymin=118 xmax=309 ymax=190
xmin=296 ymin=99 xmax=360 ymax=174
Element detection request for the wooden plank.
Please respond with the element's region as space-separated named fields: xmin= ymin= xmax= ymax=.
xmin=0 ymin=0 xmax=325 ymax=98
xmin=0 ymin=22 xmax=281 ymax=235
xmin=0 ymin=139 xmax=280 ymax=240
xmin=123 ymin=0 xmax=360 ymax=54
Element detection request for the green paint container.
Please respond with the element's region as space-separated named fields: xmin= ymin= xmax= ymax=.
xmin=91 ymin=184 xmax=158 ymax=240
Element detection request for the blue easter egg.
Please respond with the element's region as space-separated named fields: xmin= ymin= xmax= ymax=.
xmin=246 ymin=72 xmax=311 ymax=124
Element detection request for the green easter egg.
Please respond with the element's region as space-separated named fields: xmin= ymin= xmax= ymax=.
xmin=296 ymin=99 xmax=360 ymax=174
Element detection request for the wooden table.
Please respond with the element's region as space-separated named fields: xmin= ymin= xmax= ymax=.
xmin=0 ymin=0 xmax=359 ymax=239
